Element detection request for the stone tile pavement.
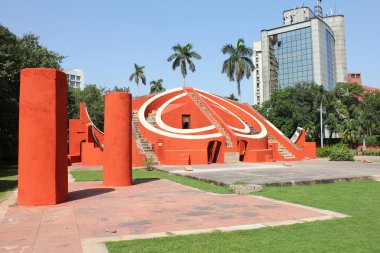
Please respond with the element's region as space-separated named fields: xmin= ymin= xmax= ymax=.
xmin=0 ymin=179 xmax=348 ymax=253
xmin=159 ymin=158 xmax=380 ymax=186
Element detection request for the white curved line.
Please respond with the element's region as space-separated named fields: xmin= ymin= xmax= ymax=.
xmin=155 ymin=93 xmax=216 ymax=134
xmin=138 ymin=88 xmax=222 ymax=139
xmin=199 ymin=94 xmax=250 ymax=134
xmin=194 ymin=88 xmax=267 ymax=139
xmin=85 ymin=106 xmax=104 ymax=134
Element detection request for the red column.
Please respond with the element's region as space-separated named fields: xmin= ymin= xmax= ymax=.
xmin=18 ymin=68 xmax=68 ymax=206
xmin=103 ymin=92 xmax=132 ymax=186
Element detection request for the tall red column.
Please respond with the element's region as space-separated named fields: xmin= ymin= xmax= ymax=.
xmin=18 ymin=68 xmax=68 ymax=206
xmin=103 ymin=92 xmax=132 ymax=186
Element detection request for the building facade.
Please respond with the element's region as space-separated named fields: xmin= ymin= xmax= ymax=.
xmin=63 ymin=69 xmax=85 ymax=89
xmin=253 ymin=1 xmax=347 ymax=105
xmin=347 ymin=72 xmax=362 ymax=85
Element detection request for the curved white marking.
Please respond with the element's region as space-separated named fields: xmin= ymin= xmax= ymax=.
xmin=199 ymin=94 xmax=250 ymax=134
xmin=84 ymin=105 xmax=104 ymax=148
xmin=194 ymin=88 xmax=267 ymax=139
xmin=155 ymin=93 xmax=216 ymax=134
xmin=138 ymin=88 xmax=222 ymax=139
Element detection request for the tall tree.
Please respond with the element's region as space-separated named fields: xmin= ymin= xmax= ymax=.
xmin=0 ymin=25 xmax=64 ymax=163
xmin=129 ymin=63 xmax=146 ymax=97
xmin=167 ymin=43 xmax=201 ymax=86
xmin=149 ymin=79 xmax=165 ymax=94
xmin=221 ymin=38 xmax=254 ymax=102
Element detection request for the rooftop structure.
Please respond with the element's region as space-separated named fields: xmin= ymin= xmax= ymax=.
xmin=63 ymin=69 xmax=85 ymax=89
xmin=347 ymin=73 xmax=362 ymax=85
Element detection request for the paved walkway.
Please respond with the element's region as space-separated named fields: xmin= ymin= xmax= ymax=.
xmin=159 ymin=158 xmax=380 ymax=186
xmin=0 ymin=180 xmax=347 ymax=253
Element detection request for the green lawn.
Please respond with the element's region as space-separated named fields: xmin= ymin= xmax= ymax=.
xmin=106 ymin=180 xmax=380 ymax=253
xmin=0 ymin=166 xmax=18 ymax=202
xmin=70 ymin=169 xmax=232 ymax=194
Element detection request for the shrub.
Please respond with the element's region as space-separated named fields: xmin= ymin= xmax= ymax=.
xmin=141 ymin=155 xmax=156 ymax=171
xmin=366 ymin=135 xmax=380 ymax=146
xmin=317 ymin=147 xmax=331 ymax=158
xmin=329 ymin=146 xmax=354 ymax=161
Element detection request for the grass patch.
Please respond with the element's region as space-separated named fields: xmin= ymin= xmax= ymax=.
xmin=232 ymin=180 xmax=250 ymax=185
xmin=70 ymin=169 xmax=232 ymax=194
xmin=106 ymin=180 xmax=380 ymax=253
xmin=70 ymin=170 xmax=102 ymax=181
xmin=0 ymin=166 xmax=18 ymax=202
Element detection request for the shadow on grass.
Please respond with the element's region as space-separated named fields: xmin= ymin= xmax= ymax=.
xmin=0 ymin=180 xmax=18 ymax=193
xmin=0 ymin=166 xmax=18 ymax=178
xmin=68 ymin=188 xmax=115 ymax=201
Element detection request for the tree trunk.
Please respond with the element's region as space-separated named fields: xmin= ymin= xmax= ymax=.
xmin=183 ymin=76 xmax=186 ymax=87
xmin=329 ymin=128 xmax=333 ymax=144
xmin=320 ymin=100 xmax=323 ymax=148
xmin=237 ymin=81 xmax=241 ymax=102
xmin=136 ymin=83 xmax=139 ymax=97
xmin=362 ymin=130 xmax=366 ymax=152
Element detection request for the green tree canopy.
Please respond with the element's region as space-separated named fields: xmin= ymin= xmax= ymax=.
xmin=0 ymin=24 xmax=64 ymax=162
xmin=149 ymin=79 xmax=165 ymax=94
xmin=225 ymin=93 xmax=238 ymax=101
xmin=167 ymin=43 xmax=201 ymax=87
xmin=67 ymin=84 xmax=130 ymax=131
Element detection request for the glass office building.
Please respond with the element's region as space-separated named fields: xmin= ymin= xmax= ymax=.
xmin=253 ymin=3 xmax=347 ymax=105
xmin=272 ymin=27 xmax=313 ymax=89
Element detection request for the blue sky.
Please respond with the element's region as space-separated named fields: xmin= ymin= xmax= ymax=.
xmin=1 ymin=0 xmax=379 ymax=104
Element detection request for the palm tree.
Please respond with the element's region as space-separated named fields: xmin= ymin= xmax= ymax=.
xmin=167 ymin=43 xmax=201 ymax=86
xmin=150 ymin=79 xmax=166 ymax=94
xmin=221 ymin=38 xmax=254 ymax=102
xmin=129 ymin=63 xmax=146 ymax=97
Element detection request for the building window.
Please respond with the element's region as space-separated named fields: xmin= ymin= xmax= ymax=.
xmin=270 ymin=27 xmax=314 ymax=89
xmin=182 ymin=115 xmax=190 ymax=129
xmin=326 ymin=30 xmax=336 ymax=91
xmin=70 ymin=75 xmax=75 ymax=80
xmin=76 ymin=76 xmax=81 ymax=81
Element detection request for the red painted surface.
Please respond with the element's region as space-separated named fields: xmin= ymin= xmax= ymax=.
xmin=68 ymin=103 xmax=103 ymax=165
xmin=68 ymin=86 xmax=315 ymax=167
xmin=18 ymin=68 xmax=68 ymax=206
xmin=131 ymin=87 xmax=316 ymax=165
xmin=103 ymin=92 xmax=132 ymax=186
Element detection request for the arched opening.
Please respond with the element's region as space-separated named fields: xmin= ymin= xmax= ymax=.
xmin=238 ymin=140 xmax=248 ymax=161
xmin=207 ymin=140 xmax=221 ymax=164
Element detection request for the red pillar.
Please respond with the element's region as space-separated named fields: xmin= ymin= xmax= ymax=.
xmin=103 ymin=92 xmax=132 ymax=186
xmin=18 ymin=68 xmax=68 ymax=206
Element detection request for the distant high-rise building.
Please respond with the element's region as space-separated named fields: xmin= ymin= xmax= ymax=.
xmin=63 ymin=69 xmax=85 ymax=89
xmin=347 ymin=73 xmax=362 ymax=85
xmin=253 ymin=1 xmax=347 ymax=105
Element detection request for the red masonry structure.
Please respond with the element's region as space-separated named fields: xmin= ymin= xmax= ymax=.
xmin=103 ymin=92 xmax=133 ymax=186
xmin=18 ymin=68 xmax=68 ymax=206
xmin=69 ymin=87 xmax=316 ymax=167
